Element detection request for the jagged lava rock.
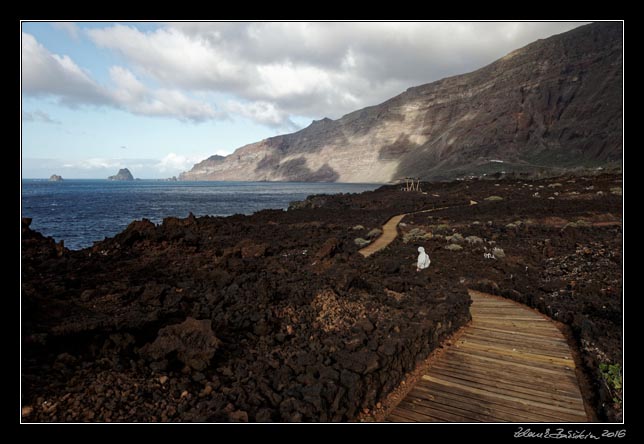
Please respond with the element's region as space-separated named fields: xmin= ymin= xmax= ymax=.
xmin=140 ymin=317 xmax=220 ymax=371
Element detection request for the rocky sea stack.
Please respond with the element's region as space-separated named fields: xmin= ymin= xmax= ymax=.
xmin=108 ymin=168 xmax=134 ymax=181
xmin=48 ymin=174 xmax=63 ymax=182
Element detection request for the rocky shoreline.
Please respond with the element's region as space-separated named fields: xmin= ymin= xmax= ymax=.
xmin=21 ymin=173 xmax=622 ymax=422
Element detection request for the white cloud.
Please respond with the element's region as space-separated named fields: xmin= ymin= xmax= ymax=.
xmin=83 ymin=22 xmax=586 ymax=128
xmin=156 ymin=152 xmax=211 ymax=172
xmin=22 ymin=110 xmax=61 ymax=124
xmin=225 ymin=100 xmax=297 ymax=130
xmin=21 ymin=32 xmax=109 ymax=106
xmin=24 ymin=22 xmax=589 ymax=129
xmin=253 ymin=63 xmax=332 ymax=99
xmin=51 ymin=22 xmax=80 ymax=40
xmin=22 ymin=32 xmax=225 ymax=123
xmin=87 ymin=25 xmax=243 ymax=90
xmin=108 ymin=66 xmax=224 ymax=122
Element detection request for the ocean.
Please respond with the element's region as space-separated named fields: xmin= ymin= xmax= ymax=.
xmin=21 ymin=180 xmax=381 ymax=250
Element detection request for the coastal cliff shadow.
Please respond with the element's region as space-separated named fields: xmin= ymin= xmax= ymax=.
xmin=391 ymin=141 xmax=510 ymax=181
xmin=387 ymin=140 xmax=445 ymax=181
xmin=258 ymin=156 xmax=339 ymax=182
xmin=379 ymin=134 xmax=419 ymax=161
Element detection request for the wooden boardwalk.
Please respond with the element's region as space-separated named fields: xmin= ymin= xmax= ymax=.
xmin=358 ymin=206 xmax=450 ymax=258
xmin=387 ymin=290 xmax=589 ymax=423
xmin=359 ymin=214 xmax=407 ymax=258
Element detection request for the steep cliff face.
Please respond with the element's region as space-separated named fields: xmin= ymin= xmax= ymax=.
xmin=181 ymin=22 xmax=622 ymax=183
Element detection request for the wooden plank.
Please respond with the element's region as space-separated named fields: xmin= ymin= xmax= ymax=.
xmin=461 ymin=328 xmax=569 ymax=350
xmin=470 ymin=311 xmax=550 ymax=320
xmin=400 ymin=396 xmax=492 ymax=422
xmin=447 ymin=345 xmax=569 ymax=370
xmin=406 ymin=391 xmax=511 ymax=422
xmin=458 ymin=335 xmax=571 ymax=356
xmin=472 ymin=316 xmax=561 ymax=337
xmin=429 ymin=363 xmax=582 ymax=395
xmin=470 ymin=314 xmax=546 ymax=320
xmin=471 ymin=306 xmax=542 ymax=311
xmin=448 ymin=347 xmax=576 ymax=374
xmin=456 ymin=340 xmax=576 ymax=367
xmin=469 ymin=329 xmax=567 ymax=344
xmin=409 ymin=384 xmax=567 ymax=423
xmin=415 ymin=383 xmax=587 ymax=423
xmin=426 ymin=366 xmax=585 ymax=406
xmin=451 ymin=347 xmax=577 ymax=376
xmin=446 ymin=350 xmax=576 ymax=379
xmin=471 ymin=317 xmax=546 ymax=323
xmin=468 ymin=324 xmax=568 ymax=341
xmin=386 ymin=411 xmax=418 ymax=423
xmin=436 ymin=354 xmax=580 ymax=386
xmin=465 ymin=326 xmax=570 ymax=347
xmin=429 ymin=358 xmax=583 ymax=393
xmin=471 ymin=323 xmax=562 ymax=335
xmin=460 ymin=332 xmax=570 ymax=351
xmin=421 ymin=375 xmax=587 ymax=419
xmin=397 ymin=400 xmax=479 ymax=423
xmin=471 ymin=305 xmax=542 ymax=310
xmin=469 ymin=299 xmax=538 ymax=307
xmin=472 ymin=319 xmax=555 ymax=328
xmin=389 ymin=405 xmax=428 ymax=422
xmin=429 ymin=361 xmax=584 ymax=398
xmin=442 ymin=352 xmax=581 ymax=386
xmin=471 ymin=316 xmax=546 ymax=321
xmin=412 ymin=380 xmax=581 ymax=423
xmin=391 ymin=404 xmax=437 ymax=422
xmin=470 ymin=307 xmax=544 ymax=313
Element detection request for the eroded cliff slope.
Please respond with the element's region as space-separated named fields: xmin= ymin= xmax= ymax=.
xmin=181 ymin=23 xmax=622 ymax=182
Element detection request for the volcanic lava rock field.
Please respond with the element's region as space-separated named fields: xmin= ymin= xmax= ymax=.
xmin=21 ymin=173 xmax=622 ymax=422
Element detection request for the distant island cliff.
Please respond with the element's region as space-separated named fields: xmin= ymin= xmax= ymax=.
xmin=108 ymin=168 xmax=134 ymax=181
xmin=49 ymin=174 xmax=63 ymax=182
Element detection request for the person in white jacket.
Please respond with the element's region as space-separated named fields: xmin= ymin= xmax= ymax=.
xmin=416 ymin=246 xmax=431 ymax=272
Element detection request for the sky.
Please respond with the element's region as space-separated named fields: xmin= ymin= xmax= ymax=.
xmin=21 ymin=21 xmax=588 ymax=179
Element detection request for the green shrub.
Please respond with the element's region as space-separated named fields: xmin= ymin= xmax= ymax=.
xmin=465 ymin=236 xmax=483 ymax=245
xmin=403 ymin=228 xmax=427 ymax=244
xmin=564 ymin=219 xmax=592 ymax=229
xmin=434 ymin=224 xmax=450 ymax=232
xmin=354 ymin=238 xmax=371 ymax=247
xmin=600 ymin=363 xmax=622 ymax=405
xmin=445 ymin=233 xmax=464 ymax=244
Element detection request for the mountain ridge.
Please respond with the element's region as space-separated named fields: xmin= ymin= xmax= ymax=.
xmin=180 ymin=22 xmax=622 ymax=183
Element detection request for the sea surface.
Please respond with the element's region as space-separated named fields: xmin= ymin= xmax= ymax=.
xmin=21 ymin=180 xmax=380 ymax=250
